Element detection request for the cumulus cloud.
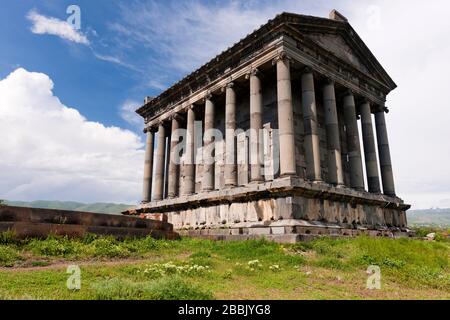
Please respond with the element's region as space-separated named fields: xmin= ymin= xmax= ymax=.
xmin=0 ymin=68 xmax=144 ymax=203
xmin=27 ymin=9 xmax=90 ymax=45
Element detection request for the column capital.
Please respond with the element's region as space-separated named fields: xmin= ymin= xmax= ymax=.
xmin=203 ymin=91 xmax=213 ymax=102
xmin=157 ymin=119 xmax=166 ymax=127
xmin=323 ymin=77 xmax=335 ymax=85
xmin=344 ymin=88 xmax=354 ymax=96
xmin=221 ymin=81 xmax=234 ymax=92
xmin=169 ymin=113 xmax=183 ymax=122
xmin=302 ymin=66 xmax=314 ymax=74
xmin=144 ymin=126 xmax=157 ymax=134
xmin=245 ymin=68 xmax=260 ymax=79
xmin=272 ymin=50 xmax=291 ymax=65
xmin=361 ymin=98 xmax=371 ymax=106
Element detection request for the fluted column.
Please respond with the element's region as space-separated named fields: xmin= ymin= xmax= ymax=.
xmin=249 ymin=69 xmax=264 ymax=182
xmin=302 ymin=69 xmax=321 ymax=181
xmin=360 ymin=101 xmax=381 ymax=193
xmin=375 ymin=109 xmax=396 ymax=196
xmin=182 ymin=106 xmax=196 ymax=195
xmin=323 ymin=80 xmax=344 ymax=186
xmin=202 ymin=95 xmax=215 ymax=191
xmin=275 ymin=53 xmax=296 ymax=176
xmin=224 ymin=82 xmax=237 ymax=186
xmin=142 ymin=128 xmax=154 ymax=203
xmin=168 ymin=115 xmax=180 ymax=198
xmin=154 ymin=122 xmax=166 ymax=201
xmin=342 ymin=91 xmax=365 ymax=191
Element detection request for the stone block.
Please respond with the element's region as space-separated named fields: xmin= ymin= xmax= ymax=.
xmin=248 ymin=227 xmax=271 ymax=235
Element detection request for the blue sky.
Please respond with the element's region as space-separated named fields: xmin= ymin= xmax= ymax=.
xmin=0 ymin=0 xmax=148 ymax=130
xmin=0 ymin=0 xmax=449 ymax=208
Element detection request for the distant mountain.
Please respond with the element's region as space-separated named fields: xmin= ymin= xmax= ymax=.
xmin=3 ymin=200 xmax=135 ymax=215
xmin=408 ymin=208 xmax=450 ymax=228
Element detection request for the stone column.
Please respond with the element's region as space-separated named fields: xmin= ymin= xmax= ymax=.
xmin=142 ymin=128 xmax=154 ymax=203
xmin=182 ymin=106 xmax=196 ymax=195
xmin=302 ymin=69 xmax=321 ymax=181
xmin=275 ymin=53 xmax=296 ymax=177
xmin=342 ymin=91 xmax=365 ymax=191
xmin=323 ymin=80 xmax=344 ymax=186
xmin=360 ymin=101 xmax=381 ymax=193
xmin=154 ymin=122 xmax=166 ymax=201
xmin=168 ymin=115 xmax=180 ymax=198
xmin=202 ymin=95 xmax=215 ymax=191
xmin=375 ymin=109 xmax=396 ymax=196
xmin=224 ymin=82 xmax=237 ymax=186
xmin=249 ymin=69 xmax=264 ymax=182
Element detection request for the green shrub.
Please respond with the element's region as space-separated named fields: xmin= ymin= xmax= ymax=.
xmin=93 ymin=277 xmax=213 ymax=300
xmin=27 ymin=236 xmax=77 ymax=257
xmin=81 ymin=233 xmax=98 ymax=245
xmin=0 ymin=245 xmax=22 ymax=267
xmin=0 ymin=231 xmax=16 ymax=245
xmin=88 ymin=237 xmax=130 ymax=258
xmin=122 ymin=236 xmax=159 ymax=253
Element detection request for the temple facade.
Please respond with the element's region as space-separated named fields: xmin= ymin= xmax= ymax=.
xmin=128 ymin=10 xmax=411 ymax=241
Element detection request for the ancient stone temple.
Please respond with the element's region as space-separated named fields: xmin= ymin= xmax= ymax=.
xmin=127 ymin=10 xmax=411 ymax=242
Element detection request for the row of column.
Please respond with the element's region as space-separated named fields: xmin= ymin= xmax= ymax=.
xmin=142 ymin=56 xmax=396 ymax=203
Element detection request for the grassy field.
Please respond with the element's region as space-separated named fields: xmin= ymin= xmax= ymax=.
xmin=0 ymin=231 xmax=449 ymax=300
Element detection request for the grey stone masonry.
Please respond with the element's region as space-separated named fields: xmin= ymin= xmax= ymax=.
xmin=142 ymin=129 xmax=154 ymax=203
xmin=342 ymin=91 xmax=365 ymax=191
xmin=168 ymin=115 xmax=180 ymax=198
xmin=360 ymin=101 xmax=381 ymax=193
xmin=225 ymin=82 xmax=238 ymax=187
xmin=249 ymin=69 xmax=264 ymax=182
xmin=322 ymin=80 xmax=344 ymax=186
xmin=202 ymin=96 xmax=215 ymax=191
xmin=153 ymin=123 xmax=166 ymax=201
xmin=375 ymin=110 xmax=396 ymax=196
xmin=301 ymin=69 xmax=321 ymax=182
xmin=276 ymin=54 xmax=296 ymax=177
xmin=182 ymin=106 xmax=196 ymax=196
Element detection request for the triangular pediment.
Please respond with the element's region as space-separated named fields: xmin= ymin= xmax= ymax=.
xmin=282 ymin=13 xmax=397 ymax=91
xmin=307 ymin=33 xmax=370 ymax=73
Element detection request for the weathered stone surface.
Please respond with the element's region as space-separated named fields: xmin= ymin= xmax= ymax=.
xmin=0 ymin=206 xmax=178 ymax=240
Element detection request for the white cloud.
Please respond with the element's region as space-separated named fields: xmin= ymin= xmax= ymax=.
xmin=0 ymin=68 xmax=144 ymax=203
xmin=27 ymin=10 xmax=90 ymax=45
xmin=119 ymin=99 xmax=143 ymax=126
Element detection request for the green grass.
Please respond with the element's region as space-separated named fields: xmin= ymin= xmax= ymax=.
xmin=0 ymin=233 xmax=448 ymax=300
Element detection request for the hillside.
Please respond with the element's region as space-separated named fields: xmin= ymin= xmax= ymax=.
xmin=3 ymin=200 xmax=135 ymax=215
xmin=408 ymin=209 xmax=450 ymax=228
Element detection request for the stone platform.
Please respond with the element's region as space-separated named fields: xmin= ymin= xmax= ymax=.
xmin=126 ymin=176 xmax=411 ymax=242
xmin=0 ymin=206 xmax=179 ymax=240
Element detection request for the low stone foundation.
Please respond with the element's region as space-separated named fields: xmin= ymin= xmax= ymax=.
xmin=0 ymin=206 xmax=179 ymax=240
xmin=126 ymin=176 xmax=411 ymax=242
